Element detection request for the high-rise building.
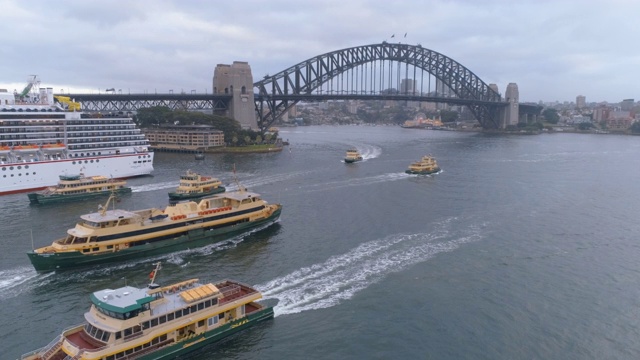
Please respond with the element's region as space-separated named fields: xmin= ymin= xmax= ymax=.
xmin=576 ymin=95 xmax=586 ymax=109
xmin=621 ymin=99 xmax=634 ymax=111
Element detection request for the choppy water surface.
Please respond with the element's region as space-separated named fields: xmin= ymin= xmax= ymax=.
xmin=2 ymin=126 xmax=640 ymax=359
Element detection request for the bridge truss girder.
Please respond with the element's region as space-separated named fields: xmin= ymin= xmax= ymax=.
xmin=254 ymin=43 xmax=506 ymax=131
xmin=60 ymin=94 xmax=231 ymax=113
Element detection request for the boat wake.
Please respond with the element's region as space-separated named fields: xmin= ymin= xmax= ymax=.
xmin=0 ymin=266 xmax=53 ymax=300
xmin=360 ymin=144 xmax=382 ymax=161
xmin=225 ymin=170 xmax=317 ymax=191
xmin=299 ymin=172 xmax=411 ymax=193
xmin=130 ymin=170 xmax=315 ymax=194
xmin=130 ymin=181 xmax=177 ymax=192
xmin=257 ymin=217 xmax=485 ymax=317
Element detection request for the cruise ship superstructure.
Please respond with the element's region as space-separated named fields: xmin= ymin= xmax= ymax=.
xmin=0 ymin=76 xmax=153 ymax=195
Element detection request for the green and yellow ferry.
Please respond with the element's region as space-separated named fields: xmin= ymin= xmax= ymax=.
xmin=168 ymin=170 xmax=225 ymax=201
xmin=405 ymin=155 xmax=441 ymax=175
xmin=20 ymin=263 xmax=274 ymax=360
xmin=27 ymin=187 xmax=282 ymax=272
xmin=28 ymin=174 xmax=131 ymax=205
xmin=344 ymin=149 xmax=363 ymax=163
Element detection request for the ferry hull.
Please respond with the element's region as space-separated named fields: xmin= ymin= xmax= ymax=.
xmin=27 ymin=207 xmax=282 ymax=272
xmin=168 ymin=186 xmax=226 ymax=200
xmin=405 ymin=168 xmax=441 ymax=175
xmin=28 ymin=187 xmax=132 ymax=205
xmin=136 ymin=306 xmax=273 ymax=360
xmin=344 ymin=158 xmax=362 ymax=163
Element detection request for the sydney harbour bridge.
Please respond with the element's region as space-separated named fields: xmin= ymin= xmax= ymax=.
xmin=62 ymin=43 xmax=542 ymax=132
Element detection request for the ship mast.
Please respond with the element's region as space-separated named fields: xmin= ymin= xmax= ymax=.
xmin=149 ymin=262 xmax=161 ymax=288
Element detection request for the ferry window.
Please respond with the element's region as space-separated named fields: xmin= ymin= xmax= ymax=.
xmin=218 ymin=313 xmax=224 ymax=320
xmin=175 ymin=310 xmax=182 ymax=319
xmin=102 ymin=332 xmax=110 ymax=342
xmin=135 ymin=346 xmax=142 ymax=352
xmin=95 ymin=329 xmax=104 ymax=340
xmin=125 ymin=349 xmax=133 ymax=355
xmin=159 ymin=315 xmax=166 ymax=324
xmin=143 ymin=342 xmax=150 ymax=348
xmin=183 ymin=307 xmax=190 ymax=315
xmin=150 ymin=318 xmax=158 ymax=327
xmin=116 ymin=354 xmax=124 ymax=360
xmin=198 ymin=320 xmax=205 ymax=327
xmin=152 ymin=337 xmax=159 ymax=345
xmin=198 ymin=302 xmax=204 ymax=310
xmin=124 ymin=328 xmax=132 ymax=336
xmin=205 ymin=300 xmax=211 ymax=307
xmin=83 ymin=248 xmax=90 ymax=253
xmin=92 ymin=247 xmax=99 ymax=252
xmin=208 ymin=316 xmax=218 ymax=327
xmin=160 ymin=334 xmax=167 ymax=341
xmin=190 ymin=305 xmax=197 ymax=313
xmin=167 ymin=313 xmax=174 ymax=321
xmin=141 ymin=321 xmax=149 ymax=330
xmin=106 ymin=356 xmax=114 ymax=360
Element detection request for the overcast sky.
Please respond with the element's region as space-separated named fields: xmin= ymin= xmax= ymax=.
xmin=1 ymin=0 xmax=637 ymax=103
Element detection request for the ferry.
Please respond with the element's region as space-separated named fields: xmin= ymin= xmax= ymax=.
xmin=27 ymin=174 xmax=131 ymax=205
xmin=0 ymin=76 xmax=153 ymax=196
xmin=405 ymin=155 xmax=441 ymax=175
xmin=20 ymin=263 xmax=274 ymax=360
xmin=168 ymin=170 xmax=225 ymax=200
xmin=27 ymin=187 xmax=282 ymax=271
xmin=344 ymin=149 xmax=363 ymax=163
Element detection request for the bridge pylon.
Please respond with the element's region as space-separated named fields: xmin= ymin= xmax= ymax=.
xmin=212 ymin=61 xmax=258 ymax=130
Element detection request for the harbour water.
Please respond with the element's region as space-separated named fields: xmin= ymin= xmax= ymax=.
xmin=2 ymin=125 xmax=640 ymax=359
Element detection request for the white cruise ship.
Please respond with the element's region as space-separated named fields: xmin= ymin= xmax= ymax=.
xmin=0 ymin=77 xmax=153 ymax=195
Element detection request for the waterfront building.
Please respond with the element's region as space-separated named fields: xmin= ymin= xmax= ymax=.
xmin=144 ymin=125 xmax=224 ymax=151
xmin=576 ymin=95 xmax=586 ymax=109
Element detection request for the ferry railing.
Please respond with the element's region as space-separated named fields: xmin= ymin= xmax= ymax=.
xmin=32 ymin=334 xmax=62 ymax=359
xmin=20 ymin=335 xmax=62 ymax=359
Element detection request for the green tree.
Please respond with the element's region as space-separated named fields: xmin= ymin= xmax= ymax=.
xmin=439 ymin=110 xmax=459 ymax=123
xmin=578 ymin=122 xmax=594 ymax=130
xmin=255 ymin=134 xmax=263 ymax=144
xmin=244 ymin=135 xmax=251 ymax=145
xmin=135 ymin=106 xmax=173 ymax=127
xmin=542 ymin=108 xmax=560 ymax=124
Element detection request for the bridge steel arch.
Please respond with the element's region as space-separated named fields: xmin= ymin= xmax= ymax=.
xmin=254 ymin=43 xmax=506 ymax=131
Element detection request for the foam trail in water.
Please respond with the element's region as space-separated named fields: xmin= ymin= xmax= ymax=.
xmin=131 ymin=181 xmax=178 ymax=192
xmin=257 ymin=219 xmax=484 ymax=316
xmin=0 ymin=266 xmax=54 ymax=299
xmin=298 ymin=172 xmax=411 ymax=194
xmin=360 ymin=144 xmax=382 ymax=161
xmin=225 ymin=170 xmax=316 ymax=191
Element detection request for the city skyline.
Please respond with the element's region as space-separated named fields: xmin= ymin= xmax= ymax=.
xmin=1 ymin=0 xmax=638 ymax=103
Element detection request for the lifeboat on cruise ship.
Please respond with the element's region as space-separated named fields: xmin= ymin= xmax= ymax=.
xmin=12 ymin=145 xmax=40 ymax=152
xmin=41 ymin=143 xmax=66 ymax=151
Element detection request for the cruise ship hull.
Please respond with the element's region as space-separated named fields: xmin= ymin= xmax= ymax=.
xmin=27 ymin=206 xmax=282 ymax=271
xmin=0 ymin=153 xmax=154 ymax=195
